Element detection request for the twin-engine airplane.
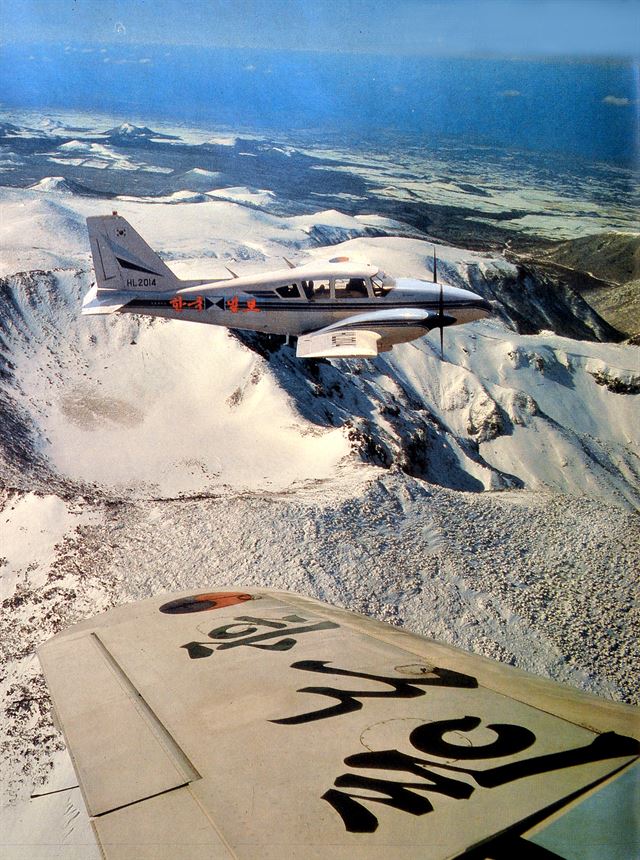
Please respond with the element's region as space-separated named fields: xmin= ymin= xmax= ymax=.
xmin=83 ymin=213 xmax=492 ymax=359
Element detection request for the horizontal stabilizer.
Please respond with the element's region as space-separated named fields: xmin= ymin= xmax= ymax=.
xmin=81 ymin=285 xmax=128 ymax=315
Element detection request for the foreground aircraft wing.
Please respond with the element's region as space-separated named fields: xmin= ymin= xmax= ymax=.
xmin=296 ymin=308 xmax=441 ymax=358
xmin=38 ymin=589 xmax=639 ymax=860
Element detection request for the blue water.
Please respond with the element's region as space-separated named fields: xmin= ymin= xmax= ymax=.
xmin=1 ymin=43 xmax=637 ymax=164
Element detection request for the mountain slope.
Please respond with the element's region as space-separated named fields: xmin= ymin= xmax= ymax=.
xmin=1 ymin=181 xmax=638 ymax=818
xmin=537 ymin=232 xmax=640 ymax=338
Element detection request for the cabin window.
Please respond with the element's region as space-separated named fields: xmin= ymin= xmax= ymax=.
xmin=333 ymin=278 xmax=369 ymax=298
xmin=276 ymin=283 xmax=301 ymax=298
xmin=302 ymin=279 xmax=330 ymax=300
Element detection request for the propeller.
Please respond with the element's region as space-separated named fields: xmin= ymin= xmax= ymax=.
xmin=434 ymin=246 xmax=444 ymax=360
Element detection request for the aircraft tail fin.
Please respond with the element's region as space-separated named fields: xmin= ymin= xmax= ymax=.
xmin=87 ymin=213 xmax=181 ymax=294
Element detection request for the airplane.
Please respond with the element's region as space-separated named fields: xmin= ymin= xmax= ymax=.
xmin=36 ymin=587 xmax=639 ymax=859
xmin=82 ymin=213 xmax=493 ymax=359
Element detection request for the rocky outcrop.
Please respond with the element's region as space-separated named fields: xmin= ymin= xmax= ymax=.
xmin=468 ymin=259 xmax=621 ymax=342
xmin=588 ymin=367 xmax=640 ymax=394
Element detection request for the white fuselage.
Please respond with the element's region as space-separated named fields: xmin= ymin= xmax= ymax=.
xmin=117 ymin=273 xmax=491 ymax=337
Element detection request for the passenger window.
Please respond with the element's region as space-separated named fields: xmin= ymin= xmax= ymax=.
xmin=306 ymin=280 xmax=330 ymax=299
xmin=276 ymin=283 xmax=301 ymax=298
xmin=334 ymin=278 xmax=368 ymax=298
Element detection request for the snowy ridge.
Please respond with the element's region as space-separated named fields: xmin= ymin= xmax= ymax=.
xmin=176 ymin=167 xmax=225 ymax=187
xmin=28 ymin=176 xmax=74 ymax=194
xmin=49 ymin=138 xmax=173 ymax=174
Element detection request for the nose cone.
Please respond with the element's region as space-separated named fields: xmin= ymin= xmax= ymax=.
xmin=397 ymin=278 xmax=492 ymax=316
xmin=452 ymin=287 xmax=493 ymax=321
xmin=440 ymin=284 xmax=492 ymax=311
xmin=436 ymin=282 xmax=493 ymax=320
xmin=469 ymin=293 xmax=493 ymax=318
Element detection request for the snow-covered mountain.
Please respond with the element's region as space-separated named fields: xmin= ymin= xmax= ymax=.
xmin=28 ymin=176 xmax=81 ymax=194
xmin=176 ymin=166 xmax=225 ymax=188
xmin=0 ymin=131 xmax=638 ymax=822
xmin=102 ymin=122 xmax=180 ymax=144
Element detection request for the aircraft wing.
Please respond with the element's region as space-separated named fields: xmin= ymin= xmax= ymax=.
xmin=37 ymin=589 xmax=639 ymax=859
xmin=296 ymin=308 xmax=441 ymax=358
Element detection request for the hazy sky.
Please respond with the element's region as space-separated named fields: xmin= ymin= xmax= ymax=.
xmin=1 ymin=0 xmax=639 ymax=56
xmin=1 ymin=1 xmax=637 ymax=163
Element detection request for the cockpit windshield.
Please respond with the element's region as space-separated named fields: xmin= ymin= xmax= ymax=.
xmin=371 ymin=271 xmax=394 ymax=297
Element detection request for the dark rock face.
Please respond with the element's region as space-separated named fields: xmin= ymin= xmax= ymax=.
xmin=0 ymin=272 xmax=87 ymax=495
xmin=0 ymin=274 xmax=49 ymax=487
xmin=0 ymin=394 xmax=43 ymax=488
xmin=589 ymin=369 xmax=640 ymax=395
xmin=468 ymin=262 xmax=622 ymax=342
